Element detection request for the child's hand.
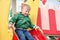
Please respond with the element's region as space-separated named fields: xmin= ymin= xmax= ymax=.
xmin=35 ymin=26 xmax=44 ymax=34
xmin=35 ymin=26 xmax=40 ymax=30
xmin=8 ymin=24 xmax=13 ymax=29
xmin=8 ymin=24 xmax=16 ymax=31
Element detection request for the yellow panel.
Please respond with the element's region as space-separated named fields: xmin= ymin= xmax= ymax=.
xmin=0 ymin=0 xmax=13 ymax=40
xmin=58 ymin=0 xmax=60 ymax=2
xmin=25 ymin=0 xmax=39 ymax=25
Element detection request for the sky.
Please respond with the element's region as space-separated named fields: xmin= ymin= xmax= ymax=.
xmin=47 ymin=0 xmax=60 ymax=9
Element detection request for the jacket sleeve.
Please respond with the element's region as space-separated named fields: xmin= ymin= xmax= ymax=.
xmin=9 ymin=14 xmax=19 ymax=24
xmin=29 ymin=18 xmax=35 ymax=29
xmin=30 ymin=23 xmax=35 ymax=29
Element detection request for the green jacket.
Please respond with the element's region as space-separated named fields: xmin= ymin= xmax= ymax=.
xmin=9 ymin=12 xmax=35 ymax=29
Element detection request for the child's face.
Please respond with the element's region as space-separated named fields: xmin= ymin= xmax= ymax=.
xmin=22 ymin=6 xmax=30 ymax=16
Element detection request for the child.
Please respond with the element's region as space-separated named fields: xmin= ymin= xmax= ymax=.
xmin=8 ymin=4 xmax=39 ymax=40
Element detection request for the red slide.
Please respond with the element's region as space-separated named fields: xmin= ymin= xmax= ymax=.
xmin=13 ymin=29 xmax=46 ymax=40
xmin=29 ymin=29 xmax=46 ymax=40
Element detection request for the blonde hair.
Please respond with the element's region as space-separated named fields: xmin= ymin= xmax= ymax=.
xmin=21 ymin=4 xmax=31 ymax=10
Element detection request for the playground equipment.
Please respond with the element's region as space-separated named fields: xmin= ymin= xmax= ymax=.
xmin=0 ymin=0 xmax=13 ymax=40
xmin=13 ymin=0 xmax=46 ymax=40
xmin=2 ymin=0 xmax=60 ymax=40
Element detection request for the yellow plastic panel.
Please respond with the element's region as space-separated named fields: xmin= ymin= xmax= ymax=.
xmin=0 ymin=0 xmax=13 ymax=40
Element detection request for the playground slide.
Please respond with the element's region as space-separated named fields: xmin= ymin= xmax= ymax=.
xmin=0 ymin=0 xmax=46 ymax=40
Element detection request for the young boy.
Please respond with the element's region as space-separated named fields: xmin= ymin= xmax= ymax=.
xmin=8 ymin=4 xmax=39 ymax=40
